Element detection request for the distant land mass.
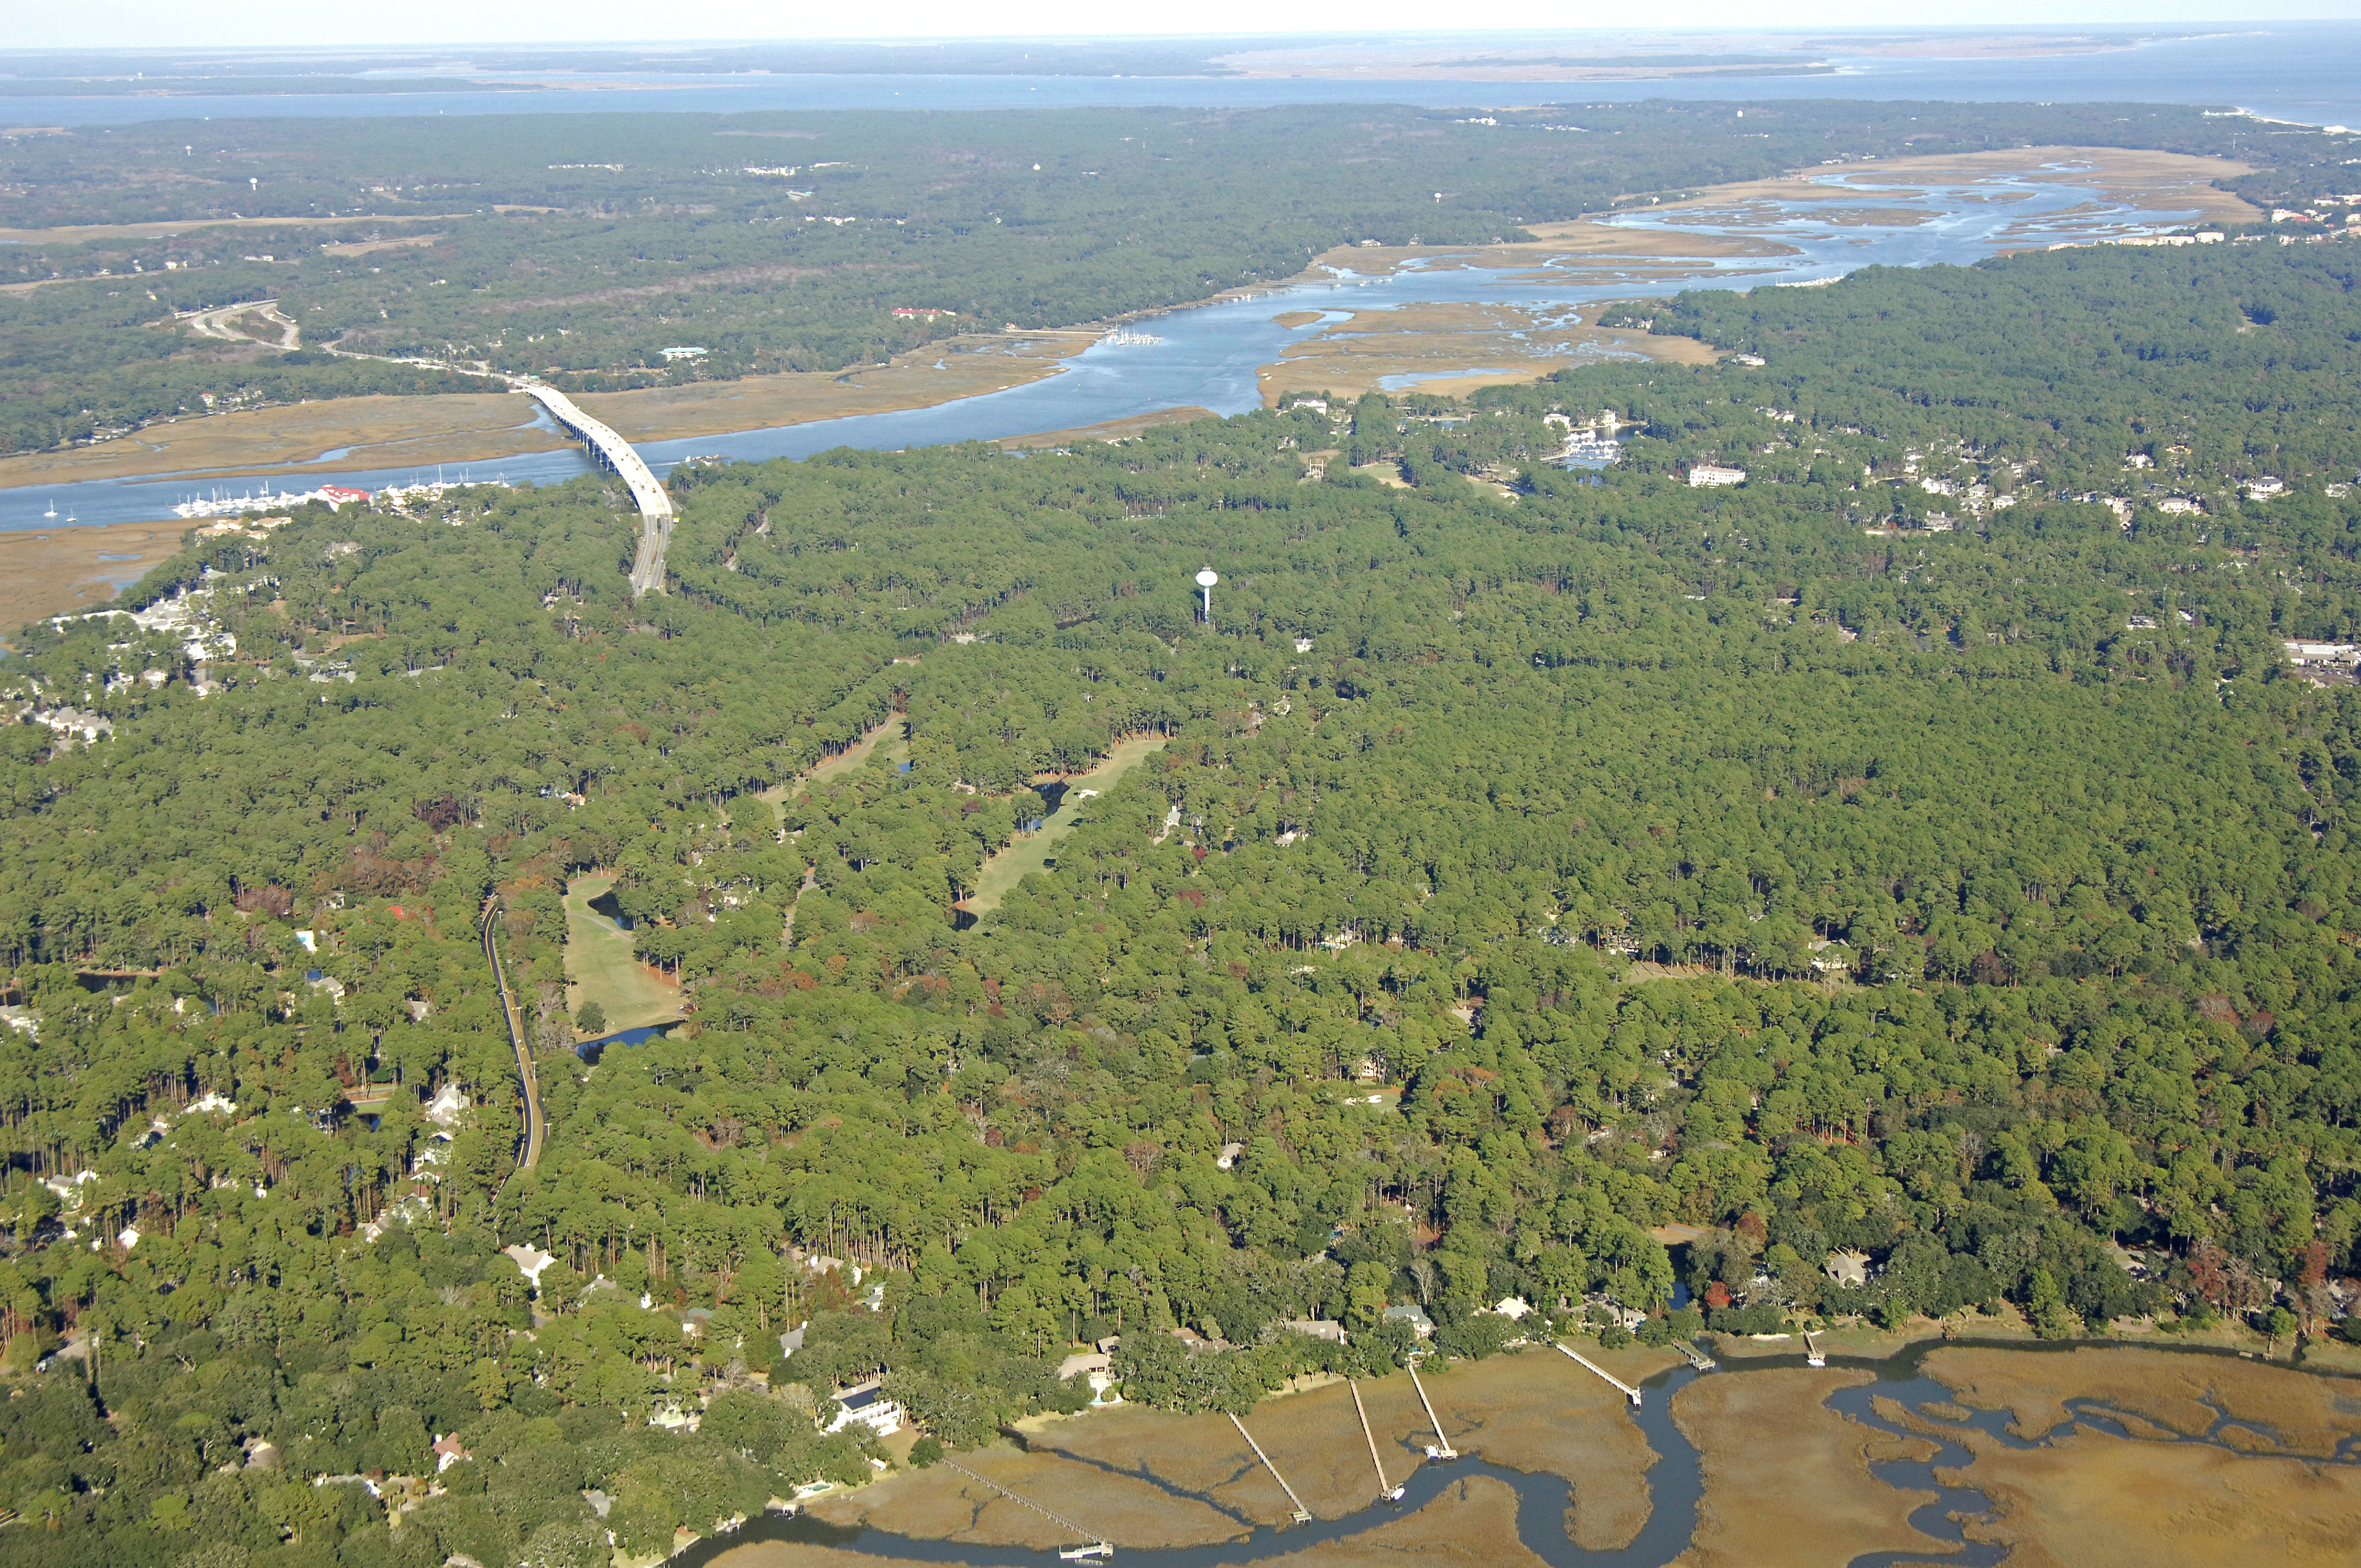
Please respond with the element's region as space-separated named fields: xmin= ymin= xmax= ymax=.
xmin=1437 ymin=55 xmax=1836 ymax=78
xmin=0 ymin=77 xmax=547 ymax=97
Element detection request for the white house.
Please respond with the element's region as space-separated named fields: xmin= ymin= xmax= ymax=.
xmin=826 ymin=1381 xmax=904 ymax=1437
xmin=1688 ymin=465 xmax=1747 ymax=488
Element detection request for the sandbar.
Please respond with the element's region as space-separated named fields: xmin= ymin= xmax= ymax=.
xmin=572 ymin=330 xmax=1094 ymax=444
xmin=1308 ymin=220 xmax=1793 ymax=282
xmin=1263 ymin=300 xmax=1718 ymax=404
xmin=999 ymin=406 xmax=1217 ymax=449
xmin=1708 ymin=145 xmax=2261 ymax=226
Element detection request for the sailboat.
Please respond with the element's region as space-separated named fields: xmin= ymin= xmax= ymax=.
xmin=43 ymin=499 xmax=57 ymax=519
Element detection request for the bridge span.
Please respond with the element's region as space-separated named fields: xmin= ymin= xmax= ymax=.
xmin=523 ymin=383 xmax=674 ymax=597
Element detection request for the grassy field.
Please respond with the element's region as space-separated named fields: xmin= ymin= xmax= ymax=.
xmin=762 ymin=720 xmax=907 ymax=945
xmin=562 ymin=870 xmax=682 ymax=1037
xmin=962 ymin=735 xmax=1168 ymax=917
xmin=0 ymin=391 xmax=566 ymax=490
xmin=0 ymin=520 xmax=184 ymax=630
xmin=0 ymin=332 xmax=1089 ymax=490
xmin=757 ymin=718 xmax=906 ymax=815
xmin=580 ymin=331 xmax=1092 ymax=444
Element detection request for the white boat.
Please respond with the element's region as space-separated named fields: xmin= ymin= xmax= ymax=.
xmin=43 ymin=499 xmax=57 ymax=519
xmin=1058 ymin=1544 xmax=1113 ymax=1560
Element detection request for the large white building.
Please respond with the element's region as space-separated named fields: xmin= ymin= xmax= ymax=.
xmin=826 ymin=1381 xmax=904 ymax=1436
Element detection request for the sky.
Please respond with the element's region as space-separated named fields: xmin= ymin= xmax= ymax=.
xmin=11 ymin=7 xmax=2361 ymax=53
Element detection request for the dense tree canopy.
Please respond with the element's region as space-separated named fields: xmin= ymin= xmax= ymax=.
xmin=5 ymin=236 xmax=2361 ymax=1563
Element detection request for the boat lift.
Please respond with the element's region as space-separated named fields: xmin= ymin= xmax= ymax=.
xmin=1405 ymin=1357 xmax=1460 ymax=1459
xmin=938 ymin=1458 xmax=1111 ymax=1559
xmin=1348 ymin=1379 xmax=1406 ymax=1502
xmin=1228 ymin=1412 xmax=1314 ymax=1524
xmin=1553 ymin=1341 xmax=1644 ymax=1406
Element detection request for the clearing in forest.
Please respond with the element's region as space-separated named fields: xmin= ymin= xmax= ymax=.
xmin=759 ymin=718 xmax=908 ymax=814
xmin=961 ymin=735 xmax=1168 ymax=917
xmin=562 ymin=869 xmax=682 ymax=1036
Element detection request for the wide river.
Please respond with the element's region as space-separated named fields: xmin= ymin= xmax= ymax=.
xmin=0 ymin=156 xmax=2230 ymax=531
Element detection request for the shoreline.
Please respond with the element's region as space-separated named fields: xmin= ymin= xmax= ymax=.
xmin=0 ymin=145 xmax=2259 ymax=502
xmin=0 ymin=518 xmax=182 ymax=630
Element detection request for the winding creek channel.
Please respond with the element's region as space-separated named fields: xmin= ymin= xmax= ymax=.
xmin=672 ymin=1340 xmax=2361 ymax=1568
xmin=3 ymin=160 xmax=2229 ymax=532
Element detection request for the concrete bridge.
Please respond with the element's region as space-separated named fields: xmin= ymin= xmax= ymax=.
xmin=319 ymin=334 xmax=678 ymax=598
xmin=524 ymin=384 xmax=674 ymax=596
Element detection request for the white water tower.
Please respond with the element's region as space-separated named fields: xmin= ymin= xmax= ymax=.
xmin=1195 ymin=568 xmax=1218 ymax=629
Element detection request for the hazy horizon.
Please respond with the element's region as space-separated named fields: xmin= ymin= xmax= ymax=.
xmin=13 ymin=11 xmax=2361 ymax=54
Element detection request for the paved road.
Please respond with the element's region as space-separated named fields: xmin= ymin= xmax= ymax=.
xmin=480 ymin=896 xmax=546 ymax=1170
xmin=522 ymin=384 xmax=674 ymax=596
xmin=182 ymin=298 xmax=300 ymax=349
xmin=312 ymin=336 xmax=677 ymax=598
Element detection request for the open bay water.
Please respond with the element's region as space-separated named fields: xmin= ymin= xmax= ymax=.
xmin=0 ymin=160 xmax=2223 ymax=532
xmin=5 ymin=28 xmax=2361 ymax=128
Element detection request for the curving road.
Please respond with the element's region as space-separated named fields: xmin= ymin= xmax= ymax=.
xmin=310 ymin=335 xmax=676 ymax=598
xmin=183 ymin=297 xmax=302 ymax=350
xmin=521 ymin=384 xmax=674 ymax=596
xmin=480 ymin=895 xmax=546 ymax=1170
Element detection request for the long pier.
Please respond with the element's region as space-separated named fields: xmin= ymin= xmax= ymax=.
xmin=939 ymin=1459 xmax=1108 ymax=1556
xmin=1405 ymin=1359 xmax=1459 ymax=1458
xmin=1553 ymin=1341 xmax=1642 ymax=1406
xmin=1348 ymin=1379 xmax=1404 ymax=1502
xmin=524 ymin=384 xmax=674 ymax=597
xmin=1228 ymin=1412 xmax=1314 ymax=1523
